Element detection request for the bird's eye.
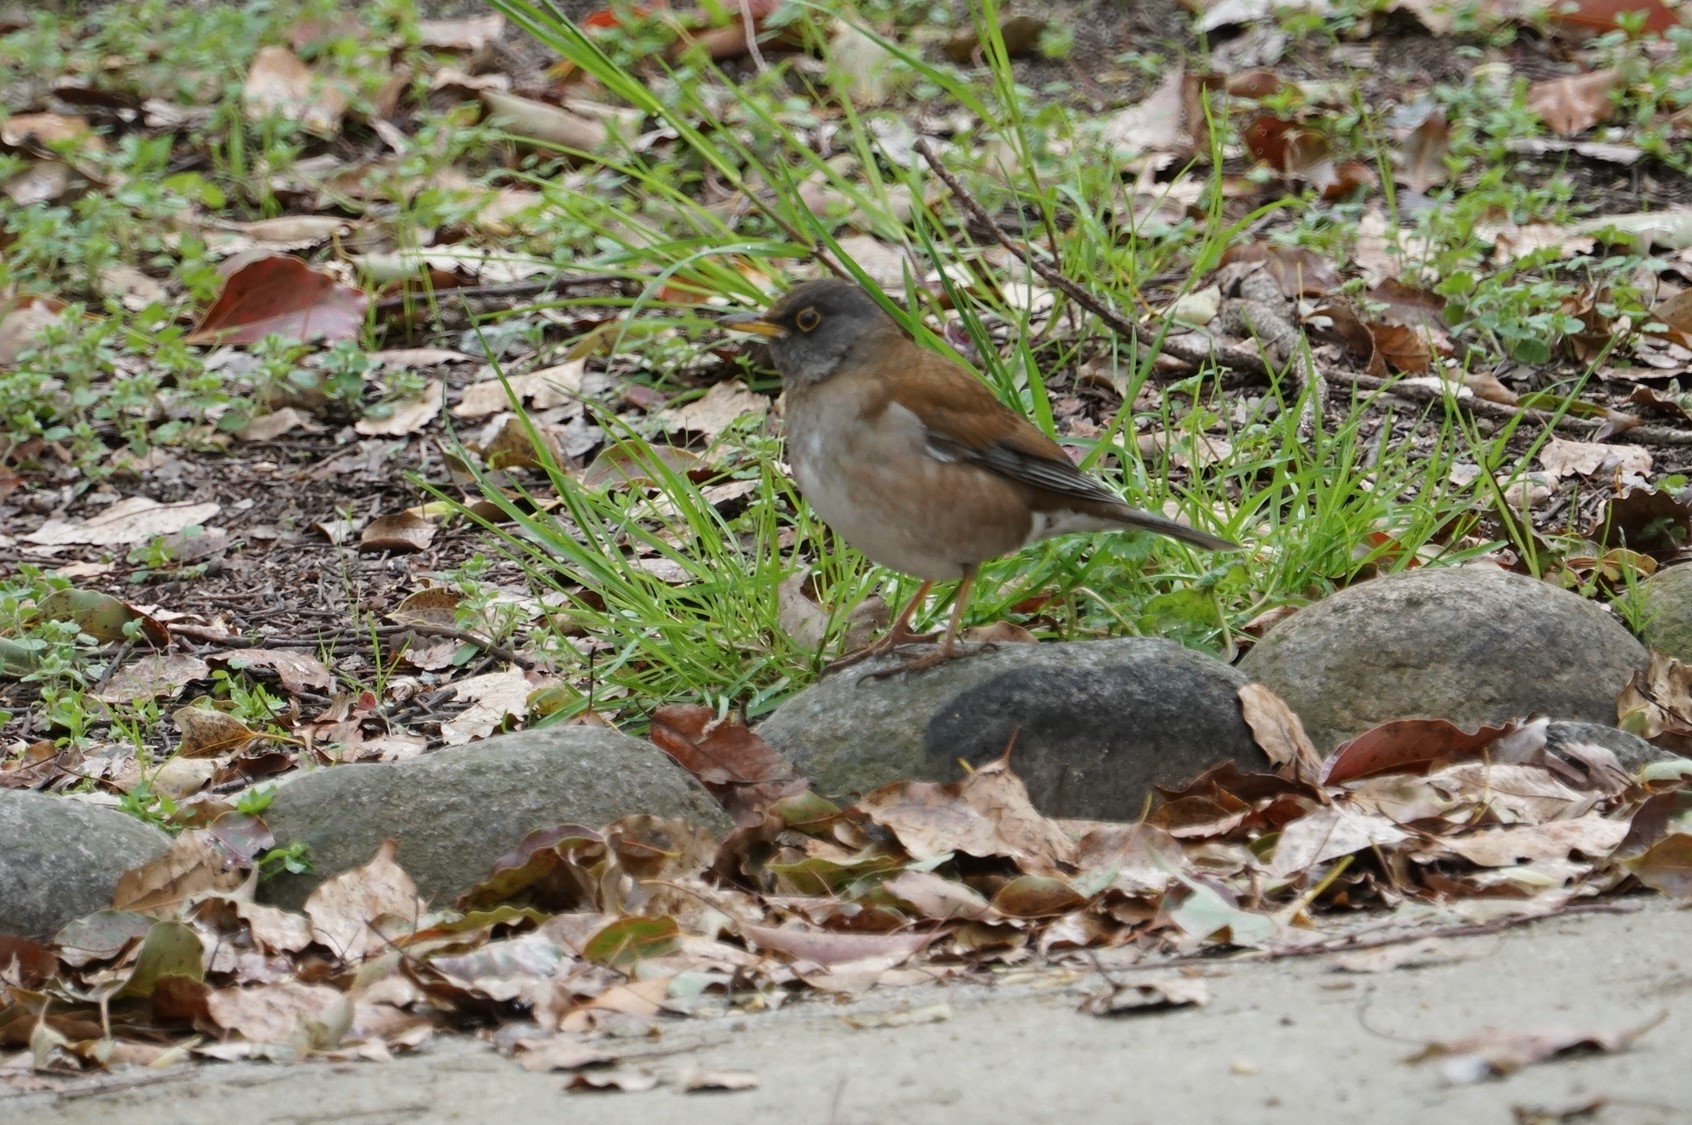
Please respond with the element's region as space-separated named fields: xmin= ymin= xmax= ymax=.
xmin=794 ymin=307 xmax=821 ymax=331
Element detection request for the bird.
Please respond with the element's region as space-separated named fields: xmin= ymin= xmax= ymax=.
xmin=723 ymin=277 xmax=1240 ymax=675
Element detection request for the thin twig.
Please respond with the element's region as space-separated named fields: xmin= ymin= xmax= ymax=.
xmin=915 ymin=138 xmax=1142 ymax=340
xmin=736 ymin=0 xmax=768 ymax=73
xmin=169 ymin=622 xmax=539 ymax=670
xmin=371 ymin=274 xmax=633 ymax=313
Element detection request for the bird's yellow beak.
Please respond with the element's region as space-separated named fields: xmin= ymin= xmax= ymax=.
xmin=720 ymin=311 xmax=787 ymax=338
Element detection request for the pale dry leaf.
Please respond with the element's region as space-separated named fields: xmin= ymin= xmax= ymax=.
xmin=480 ymin=90 xmax=606 ymax=152
xmin=1539 ymin=435 xmax=1651 ymax=481
xmin=355 ymin=380 xmax=444 ymax=436
xmin=1238 ymin=683 xmax=1324 ymax=781
xmin=93 ymin=654 xmax=211 ymax=704
xmin=304 ymin=839 xmax=425 ymax=962
xmin=418 ymin=12 xmax=505 ymax=51
xmin=0 ymin=295 xmax=67 ymax=365
xmin=833 ymin=235 xmax=914 ymax=290
xmin=359 ymin=510 xmax=435 ymax=553
xmin=1270 ymin=806 xmax=1409 ymax=877
xmin=244 ymin=45 xmax=348 ymax=137
xmin=1080 ymin=975 xmax=1209 ymax=1016
xmin=173 ymin=705 xmax=262 ymax=758
xmin=1439 ymin=815 xmax=1630 ymax=867
xmin=452 ymin=363 xmax=586 ymax=418
xmin=2 ymin=159 xmax=74 ymax=208
xmin=238 ymin=407 xmax=318 ymax=441
xmin=111 ymin=829 xmax=244 ymax=913
xmin=1101 ymin=66 xmax=1190 ymax=162
xmin=206 ymin=981 xmax=350 ymax=1046
xmin=208 ymin=216 xmax=354 ymax=253
xmin=1409 ymin=1012 xmax=1665 ymax=1083
xmin=568 ymin=1068 xmax=660 ymax=1092
xmin=216 ymin=648 xmax=334 ymax=694
xmin=1527 ymin=69 xmax=1621 ymax=137
xmin=515 ymin=1037 xmax=614 ymax=1072
xmin=677 ymin=1068 xmax=759 ymax=1092
xmin=1 ymin=111 xmax=98 ymax=148
xmin=147 ymin=756 xmax=217 ymax=799
xmin=658 ymin=380 xmax=767 ymax=438
xmin=388 ymin=587 xmax=463 ymax=628
xmin=98 ymin=264 xmax=169 ymax=311
xmin=1572 ymin=210 xmax=1692 ymax=252
xmin=440 ymin=668 xmax=536 ymax=744
xmin=23 ymin=497 xmax=221 ymax=546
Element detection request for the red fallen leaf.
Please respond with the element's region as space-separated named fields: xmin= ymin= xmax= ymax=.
xmin=649 ymin=703 xmax=808 ymax=823
xmin=1320 ymin=160 xmax=1375 ymax=201
xmin=1320 ymin=718 xmax=1519 ymax=785
xmin=1242 ymin=117 xmax=1331 ymax=180
xmin=582 ymin=5 xmax=652 ymax=29
xmin=1551 ymin=0 xmax=1682 ymax=35
xmin=186 ymin=253 xmax=369 ymax=345
xmin=0 ymin=934 xmax=56 ymax=988
xmin=1368 ymin=321 xmax=1433 ymax=374
xmin=1224 ymin=67 xmax=1288 ymax=99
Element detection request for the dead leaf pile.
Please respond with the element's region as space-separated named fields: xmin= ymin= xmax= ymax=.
xmin=4 ymin=697 xmax=1688 ymax=1085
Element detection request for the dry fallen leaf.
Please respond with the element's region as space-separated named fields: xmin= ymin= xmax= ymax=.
xmin=1080 ymin=975 xmax=1209 ymax=1016
xmin=1408 ymin=1012 xmax=1665 ymax=1083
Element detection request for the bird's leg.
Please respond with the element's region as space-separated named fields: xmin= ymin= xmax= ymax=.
xmin=824 ymin=580 xmax=937 ymax=672
xmin=865 ymin=571 xmax=978 ymax=679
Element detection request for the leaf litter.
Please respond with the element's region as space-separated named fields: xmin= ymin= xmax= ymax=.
xmin=3 ymin=0 xmax=1692 ymax=1096
xmin=5 ymin=694 xmax=1688 ymax=1090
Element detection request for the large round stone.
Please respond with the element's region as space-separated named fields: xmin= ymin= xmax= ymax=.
xmin=0 ymin=791 xmax=171 ymax=938
xmin=756 ymin=637 xmax=1262 ymax=820
xmin=1624 ymin=563 xmax=1692 ymax=660
xmin=258 ymin=726 xmax=729 ymax=910
xmin=1239 ymin=565 xmax=1648 ymax=754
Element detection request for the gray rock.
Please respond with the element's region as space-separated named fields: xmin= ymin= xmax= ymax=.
xmin=1545 ymin=720 xmax=1681 ymax=773
xmin=1240 ymin=566 xmax=1649 ymax=755
xmin=1623 ymin=563 xmax=1692 ymax=660
xmin=0 ymin=792 xmax=171 ymax=939
xmin=258 ymin=726 xmax=730 ymax=910
xmin=756 ymin=637 xmax=1262 ymax=820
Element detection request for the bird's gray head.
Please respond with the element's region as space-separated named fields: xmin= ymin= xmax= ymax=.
xmin=724 ymin=279 xmax=898 ymax=385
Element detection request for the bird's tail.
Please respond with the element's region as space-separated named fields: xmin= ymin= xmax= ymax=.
xmin=1113 ymin=507 xmax=1241 ymax=552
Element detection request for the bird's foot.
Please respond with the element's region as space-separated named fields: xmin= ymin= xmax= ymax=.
xmin=861 ymin=642 xmax=979 ymax=680
xmin=824 ymin=624 xmax=938 ymax=675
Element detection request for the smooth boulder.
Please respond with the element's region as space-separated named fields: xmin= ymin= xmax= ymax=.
xmin=1623 ymin=563 xmax=1692 ymax=660
xmin=258 ymin=725 xmax=729 ymax=910
xmin=0 ymin=791 xmax=171 ymax=938
xmin=1240 ymin=566 xmax=1649 ymax=754
xmin=756 ymin=637 xmax=1262 ymax=820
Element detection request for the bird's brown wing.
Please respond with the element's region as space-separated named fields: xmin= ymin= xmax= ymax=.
xmin=889 ymin=351 xmax=1240 ymax=552
xmin=888 ymin=354 xmax=1127 ymax=509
